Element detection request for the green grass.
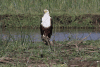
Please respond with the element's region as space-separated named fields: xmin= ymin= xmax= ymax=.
xmin=0 ymin=0 xmax=100 ymax=15
xmin=1 ymin=14 xmax=41 ymax=28
xmin=0 ymin=0 xmax=100 ymax=28
xmin=0 ymin=14 xmax=98 ymax=28
xmin=0 ymin=39 xmax=100 ymax=67
xmin=1 ymin=0 xmax=100 ymax=66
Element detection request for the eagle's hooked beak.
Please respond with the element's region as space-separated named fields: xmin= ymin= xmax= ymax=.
xmin=44 ymin=9 xmax=48 ymax=14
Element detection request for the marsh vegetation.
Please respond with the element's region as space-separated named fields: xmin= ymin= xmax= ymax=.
xmin=0 ymin=0 xmax=100 ymax=67
xmin=1 ymin=28 xmax=100 ymax=67
xmin=0 ymin=38 xmax=100 ymax=67
xmin=0 ymin=0 xmax=100 ymax=28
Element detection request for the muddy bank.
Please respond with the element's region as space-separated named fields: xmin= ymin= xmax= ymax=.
xmin=0 ymin=14 xmax=100 ymax=28
xmin=54 ymin=14 xmax=100 ymax=28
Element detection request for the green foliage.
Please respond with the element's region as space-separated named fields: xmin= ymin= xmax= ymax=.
xmin=0 ymin=0 xmax=100 ymax=28
xmin=82 ymin=17 xmax=93 ymax=27
xmin=0 ymin=39 xmax=100 ymax=66
xmin=1 ymin=14 xmax=41 ymax=28
xmin=0 ymin=0 xmax=100 ymax=15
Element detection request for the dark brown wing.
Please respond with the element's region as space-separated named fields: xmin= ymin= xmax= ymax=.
xmin=48 ymin=18 xmax=53 ymax=38
xmin=40 ymin=24 xmax=44 ymax=36
xmin=40 ymin=18 xmax=44 ymax=36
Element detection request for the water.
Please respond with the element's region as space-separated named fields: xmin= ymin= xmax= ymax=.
xmin=1 ymin=28 xmax=100 ymax=42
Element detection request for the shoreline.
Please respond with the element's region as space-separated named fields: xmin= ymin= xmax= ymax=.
xmin=0 ymin=14 xmax=100 ymax=28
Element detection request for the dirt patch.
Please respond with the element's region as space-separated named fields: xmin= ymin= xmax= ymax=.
xmin=68 ymin=59 xmax=99 ymax=67
xmin=0 ymin=55 xmax=99 ymax=67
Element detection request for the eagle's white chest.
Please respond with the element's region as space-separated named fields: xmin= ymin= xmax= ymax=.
xmin=41 ymin=13 xmax=51 ymax=28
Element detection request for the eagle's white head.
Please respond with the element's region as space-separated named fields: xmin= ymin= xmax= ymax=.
xmin=41 ymin=9 xmax=51 ymax=28
xmin=44 ymin=9 xmax=49 ymax=14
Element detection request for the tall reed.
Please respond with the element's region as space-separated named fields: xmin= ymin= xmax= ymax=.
xmin=0 ymin=0 xmax=100 ymax=15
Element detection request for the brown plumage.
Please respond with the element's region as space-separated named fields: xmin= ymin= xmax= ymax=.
xmin=40 ymin=9 xmax=53 ymax=44
xmin=40 ymin=23 xmax=53 ymax=38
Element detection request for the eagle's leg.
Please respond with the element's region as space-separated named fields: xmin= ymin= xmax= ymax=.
xmin=41 ymin=35 xmax=51 ymax=45
xmin=42 ymin=35 xmax=52 ymax=50
xmin=41 ymin=35 xmax=46 ymax=43
xmin=46 ymin=36 xmax=51 ymax=45
xmin=46 ymin=36 xmax=52 ymax=51
xmin=41 ymin=35 xmax=48 ymax=45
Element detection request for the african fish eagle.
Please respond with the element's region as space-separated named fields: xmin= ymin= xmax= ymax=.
xmin=40 ymin=9 xmax=53 ymax=43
